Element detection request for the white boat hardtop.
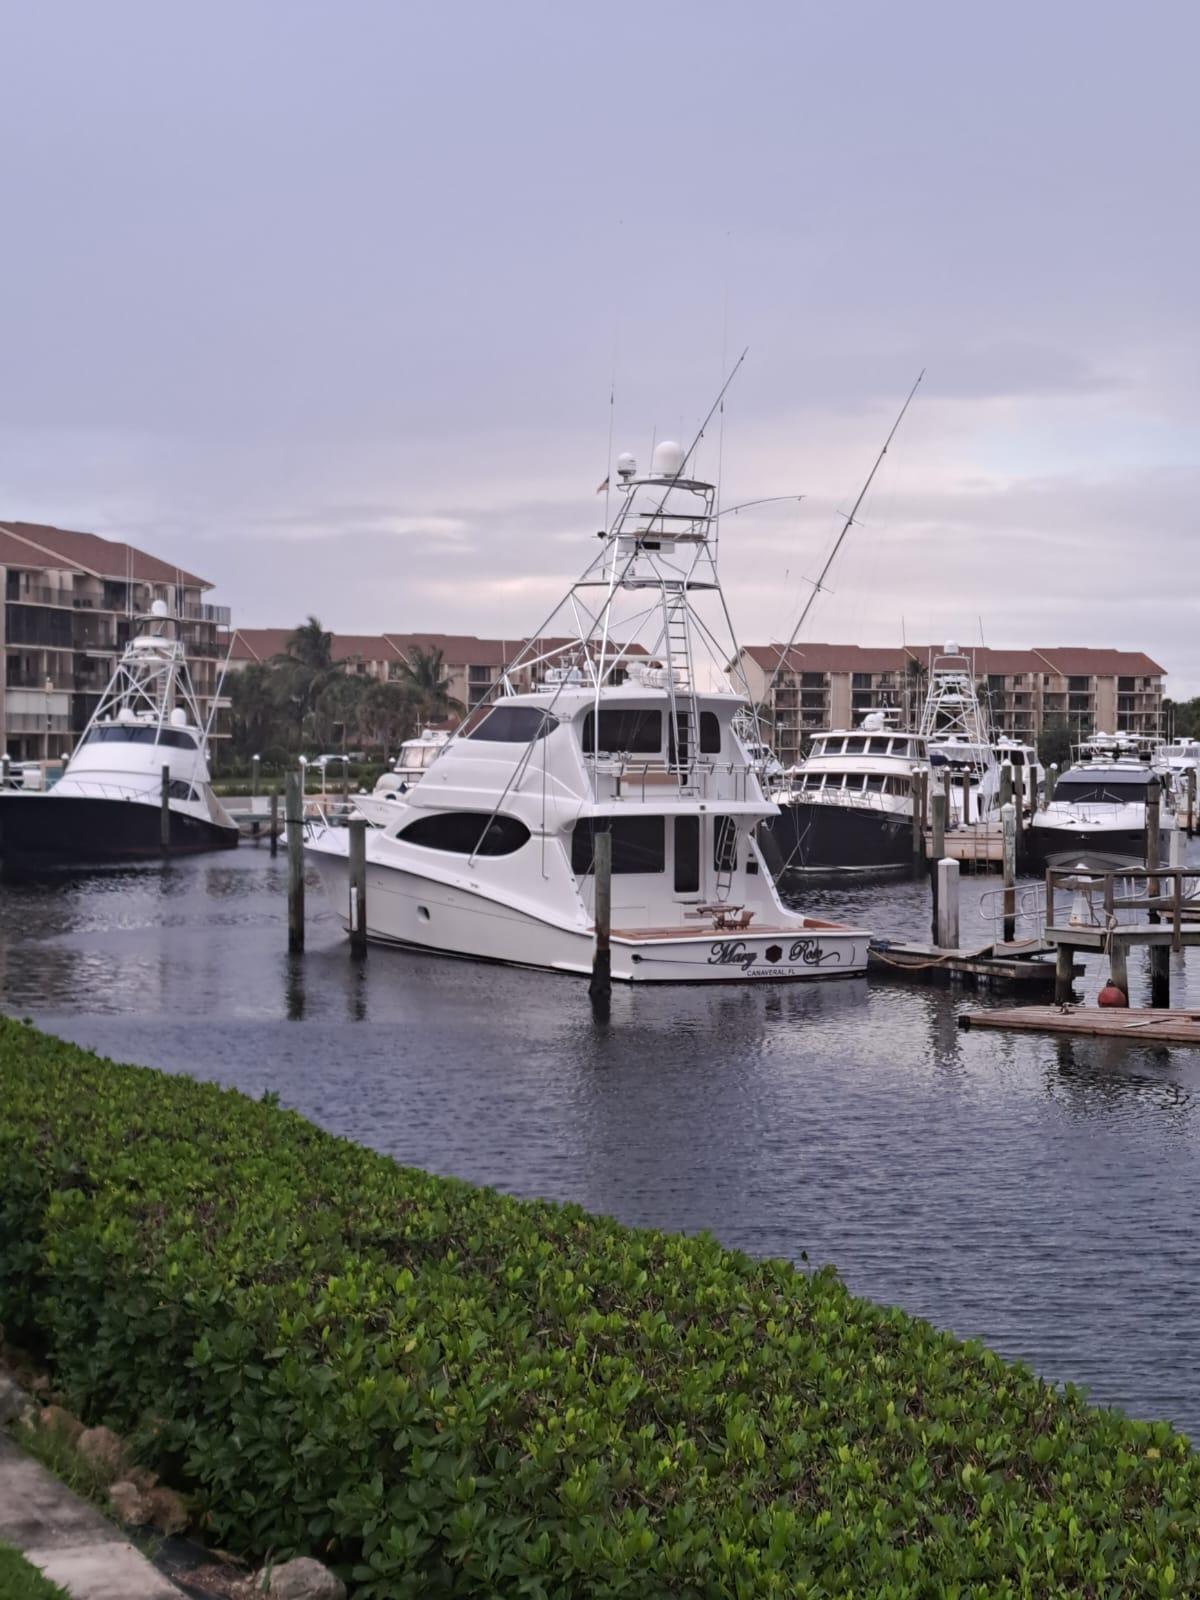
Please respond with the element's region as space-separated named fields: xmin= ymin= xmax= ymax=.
xmin=306 ymin=424 xmax=870 ymax=981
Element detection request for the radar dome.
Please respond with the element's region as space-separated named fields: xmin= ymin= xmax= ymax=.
xmin=944 ymin=639 xmax=959 ymax=655
xmin=170 ymin=707 xmax=188 ymax=727
xmin=652 ymin=440 xmax=686 ymax=478
xmin=616 ymin=452 xmax=637 ymax=480
xmin=151 ymin=599 xmax=169 ymax=618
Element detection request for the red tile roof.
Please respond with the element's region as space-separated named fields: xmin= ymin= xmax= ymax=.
xmin=232 ymin=629 xmax=649 ymax=668
xmin=0 ymin=520 xmax=210 ymax=588
xmin=739 ymin=642 xmax=1166 ymax=678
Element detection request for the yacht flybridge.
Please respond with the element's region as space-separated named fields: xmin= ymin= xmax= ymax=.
xmin=0 ymin=602 xmax=237 ymax=867
xmin=305 ymin=436 xmax=870 ymax=981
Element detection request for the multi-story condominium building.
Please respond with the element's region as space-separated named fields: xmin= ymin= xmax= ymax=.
xmin=733 ymin=643 xmax=1167 ymax=766
xmin=1 ymin=521 xmax=229 ymax=764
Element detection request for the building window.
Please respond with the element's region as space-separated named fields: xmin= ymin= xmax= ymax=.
xmin=571 ymin=816 xmax=665 ymax=874
xmin=398 ymin=811 xmax=530 ymax=855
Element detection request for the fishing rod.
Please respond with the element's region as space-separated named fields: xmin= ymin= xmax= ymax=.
xmin=765 ymin=369 xmax=924 ymax=700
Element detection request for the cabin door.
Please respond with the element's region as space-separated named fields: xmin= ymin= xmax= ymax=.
xmin=672 ymin=815 xmax=702 ymax=901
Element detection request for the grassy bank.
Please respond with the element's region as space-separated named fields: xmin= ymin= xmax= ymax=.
xmin=1 ymin=1016 xmax=1197 ymax=1597
xmin=0 ymin=1545 xmax=69 ymax=1600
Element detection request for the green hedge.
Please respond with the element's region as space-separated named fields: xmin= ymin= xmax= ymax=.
xmin=1 ymin=1016 xmax=1197 ymax=1598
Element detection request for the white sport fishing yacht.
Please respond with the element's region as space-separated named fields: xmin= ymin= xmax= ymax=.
xmin=0 ymin=601 xmax=237 ymax=867
xmin=919 ymin=644 xmax=1000 ymax=824
xmin=305 ymin=433 xmax=870 ymax=982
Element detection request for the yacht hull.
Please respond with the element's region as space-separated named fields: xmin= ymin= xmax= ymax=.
xmin=0 ymin=794 xmax=239 ymax=866
xmin=307 ymin=846 xmax=869 ymax=982
xmin=1025 ymin=824 xmax=1168 ymax=873
xmin=766 ymin=799 xmax=913 ymax=875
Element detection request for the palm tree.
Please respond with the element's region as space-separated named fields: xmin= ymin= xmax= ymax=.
xmin=903 ymin=656 xmax=928 ymax=727
xmin=395 ymin=645 xmax=463 ymax=724
xmin=273 ymin=617 xmax=341 ymax=745
xmin=283 ymin=616 xmax=333 ymax=673
xmin=364 ymin=680 xmax=419 ymax=753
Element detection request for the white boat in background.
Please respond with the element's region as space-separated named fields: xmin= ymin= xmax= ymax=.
xmin=1027 ymin=750 xmax=1176 ymax=871
xmin=0 ymin=601 xmax=237 ymax=867
xmin=305 ymin=429 xmax=870 ymax=982
xmin=919 ymin=644 xmax=1000 ymax=823
xmin=356 ymin=727 xmax=451 ymax=826
xmin=766 ymin=711 xmax=927 ymax=875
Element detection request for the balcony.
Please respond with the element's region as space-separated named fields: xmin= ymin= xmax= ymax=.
xmin=181 ymin=602 xmax=232 ymax=625
xmin=5 ymin=584 xmax=75 ymax=607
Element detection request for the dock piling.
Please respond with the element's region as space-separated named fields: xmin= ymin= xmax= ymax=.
xmin=160 ymin=764 xmax=171 ymax=853
xmin=929 ymin=789 xmax=947 ymax=940
xmin=270 ymin=790 xmax=279 ymax=857
xmin=1188 ymin=770 xmax=1196 ymax=839
xmin=1109 ymin=935 xmax=1129 ymax=997
xmin=1001 ymin=802 xmax=1017 ymax=943
xmin=286 ymin=770 xmax=305 ymax=953
xmin=999 ymin=761 xmax=1013 ymax=813
xmin=1146 ymin=778 xmax=1161 ymax=923
xmin=1013 ymin=763 xmax=1025 ymax=844
xmin=1150 ymin=945 xmax=1171 ymax=1009
xmin=589 ymin=822 xmax=612 ymax=1010
xmin=1055 ymin=942 xmax=1076 ymax=1005
xmin=251 ymin=754 xmax=261 ymax=800
xmin=911 ymin=769 xmax=926 ymax=869
xmin=936 ymin=857 xmax=960 ymax=950
xmin=348 ymin=816 xmax=367 ymax=958
xmin=1045 ymin=763 xmax=1058 ymax=806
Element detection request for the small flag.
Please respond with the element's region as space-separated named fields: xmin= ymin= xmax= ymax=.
xmin=596 ymin=476 xmax=609 ymax=495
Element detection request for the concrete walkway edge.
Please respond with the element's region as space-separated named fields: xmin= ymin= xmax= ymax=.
xmin=0 ymin=1434 xmax=185 ymax=1600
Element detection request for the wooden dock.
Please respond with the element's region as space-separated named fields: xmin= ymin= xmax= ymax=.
xmin=924 ymin=821 xmax=1004 ymax=868
xmin=870 ymin=939 xmax=1068 ymax=987
xmin=959 ymin=1005 xmax=1200 ymax=1045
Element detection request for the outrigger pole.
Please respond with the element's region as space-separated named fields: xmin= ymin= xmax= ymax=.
xmin=765 ymin=369 xmax=925 ymax=702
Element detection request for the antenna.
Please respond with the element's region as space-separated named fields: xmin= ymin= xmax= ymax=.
xmin=765 ymin=370 xmax=924 ymax=700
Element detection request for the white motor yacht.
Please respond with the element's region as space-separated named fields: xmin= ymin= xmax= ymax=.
xmin=1027 ymin=751 xmax=1176 ymax=871
xmin=766 ymin=711 xmax=926 ymax=875
xmin=305 ymin=437 xmax=870 ymax=982
xmin=0 ymin=602 xmax=237 ymax=866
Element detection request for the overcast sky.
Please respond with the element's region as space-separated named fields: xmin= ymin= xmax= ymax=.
xmin=2 ymin=2 xmax=1198 ymax=690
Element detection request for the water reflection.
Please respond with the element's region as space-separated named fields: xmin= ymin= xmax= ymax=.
xmin=4 ymin=846 xmax=1200 ymax=1434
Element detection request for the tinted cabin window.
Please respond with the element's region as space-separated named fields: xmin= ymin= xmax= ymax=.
xmin=1056 ymin=779 xmax=1150 ymax=805
xmin=85 ymin=725 xmax=197 ymax=748
xmin=700 ymin=713 xmax=721 ymax=754
xmin=844 ymin=737 xmax=867 ymax=754
xmin=399 ymin=811 xmax=531 ymax=855
xmin=582 ymin=709 xmax=662 ymax=754
xmin=466 ymin=706 xmax=553 ymax=743
xmin=571 ymin=816 xmax=665 ymax=874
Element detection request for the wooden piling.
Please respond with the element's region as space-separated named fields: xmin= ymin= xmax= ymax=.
xmin=1001 ymin=802 xmax=1017 ymax=943
xmin=1146 ymin=777 xmax=1161 ymax=923
xmin=589 ymin=823 xmax=612 ymax=1007
xmin=1188 ymin=770 xmax=1196 ymax=839
xmin=251 ymin=754 xmax=261 ymax=800
xmin=929 ymin=789 xmax=946 ymax=941
xmin=999 ymin=761 xmax=1013 ymax=813
xmin=160 ymin=764 xmax=171 ymax=853
xmin=1045 ymin=763 xmax=1058 ymax=806
xmin=1109 ymin=935 xmax=1129 ymax=996
xmin=911 ymin=769 xmax=925 ymax=868
xmin=270 ymin=789 xmax=279 ymax=857
xmin=960 ymin=771 xmax=971 ymax=827
xmin=1150 ymin=944 xmax=1171 ymax=1009
xmin=1012 ymin=763 xmax=1025 ymax=843
xmin=0 ymin=753 xmax=9 ymax=786
xmin=286 ymin=770 xmax=305 ymax=953
xmin=936 ymin=857 xmax=960 ymax=950
xmin=1055 ymin=942 xmax=1076 ymax=1005
xmin=348 ymin=816 xmax=367 ymax=958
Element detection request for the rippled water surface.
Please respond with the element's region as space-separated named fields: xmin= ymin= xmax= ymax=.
xmin=4 ymin=844 xmax=1200 ymax=1434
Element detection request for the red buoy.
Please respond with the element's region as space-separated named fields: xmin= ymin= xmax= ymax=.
xmin=1098 ymin=982 xmax=1129 ymax=1008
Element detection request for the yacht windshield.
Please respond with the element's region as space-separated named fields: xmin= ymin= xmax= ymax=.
xmin=1057 ymin=779 xmax=1150 ymax=805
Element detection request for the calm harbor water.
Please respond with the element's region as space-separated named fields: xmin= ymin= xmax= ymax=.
xmin=4 ymin=844 xmax=1200 ymax=1435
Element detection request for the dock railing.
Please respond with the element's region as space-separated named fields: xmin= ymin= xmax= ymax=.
xmin=1045 ymin=866 xmax=1200 ymax=955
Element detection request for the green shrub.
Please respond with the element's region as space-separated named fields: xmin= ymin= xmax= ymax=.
xmin=2 ymin=1015 xmax=1199 ymax=1597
